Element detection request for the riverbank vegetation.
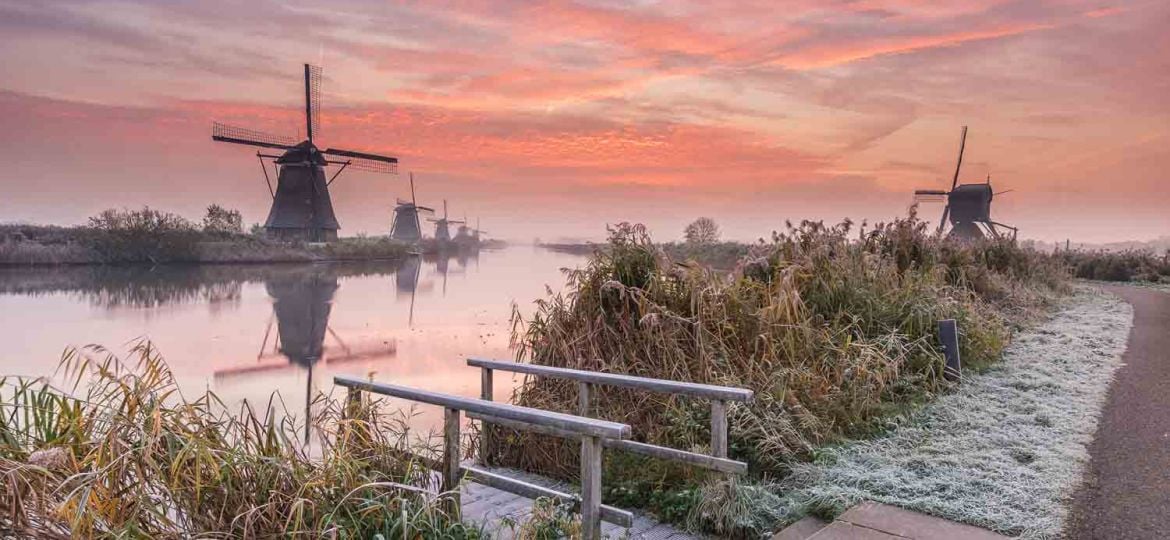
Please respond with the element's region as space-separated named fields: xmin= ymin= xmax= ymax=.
xmin=0 ymin=342 xmax=481 ymax=538
xmin=778 ymin=289 xmax=1132 ymax=538
xmin=1057 ymin=248 xmax=1170 ymax=283
xmin=0 ymin=206 xmax=412 ymax=265
xmin=493 ymin=216 xmax=1070 ymax=536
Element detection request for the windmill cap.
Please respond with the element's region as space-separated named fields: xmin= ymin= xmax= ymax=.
xmin=276 ymin=141 xmax=327 ymax=166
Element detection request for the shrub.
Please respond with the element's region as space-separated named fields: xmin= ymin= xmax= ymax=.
xmin=1059 ymin=249 xmax=1170 ymax=283
xmin=490 ymin=216 xmax=1068 ymax=535
xmin=84 ymin=207 xmax=202 ymax=263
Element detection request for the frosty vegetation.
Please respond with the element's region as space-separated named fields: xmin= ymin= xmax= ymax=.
xmin=777 ymin=287 xmax=1133 ymax=539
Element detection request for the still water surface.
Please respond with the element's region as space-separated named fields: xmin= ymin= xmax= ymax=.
xmin=0 ymin=247 xmax=584 ymax=434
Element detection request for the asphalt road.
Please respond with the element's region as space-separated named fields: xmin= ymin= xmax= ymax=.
xmin=1066 ymin=285 xmax=1170 ymax=539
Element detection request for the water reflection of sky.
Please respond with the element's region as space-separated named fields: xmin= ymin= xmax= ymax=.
xmin=0 ymin=247 xmax=584 ymax=434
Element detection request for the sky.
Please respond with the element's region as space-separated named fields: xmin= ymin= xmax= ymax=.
xmin=1 ymin=0 xmax=1167 ymax=243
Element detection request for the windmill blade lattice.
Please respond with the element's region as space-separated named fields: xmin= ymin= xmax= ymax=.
xmin=212 ymin=122 xmax=297 ymax=150
xmin=306 ymin=64 xmax=321 ymax=142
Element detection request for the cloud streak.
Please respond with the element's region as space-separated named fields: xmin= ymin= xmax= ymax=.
xmin=0 ymin=0 xmax=1167 ymax=242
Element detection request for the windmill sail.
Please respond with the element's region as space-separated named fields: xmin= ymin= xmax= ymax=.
xmin=212 ymin=122 xmax=296 ymax=150
xmin=938 ymin=126 xmax=968 ymax=234
xmin=305 ymin=64 xmax=321 ymax=142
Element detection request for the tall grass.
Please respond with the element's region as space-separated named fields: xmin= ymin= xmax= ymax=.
xmin=0 ymin=342 xmax=480 ymax=538
xmin=490 ymin=216 xmax=1068 ymax=535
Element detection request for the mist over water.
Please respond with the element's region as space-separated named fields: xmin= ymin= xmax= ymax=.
xmin=0 ymin=247 xmax=584 ymax=433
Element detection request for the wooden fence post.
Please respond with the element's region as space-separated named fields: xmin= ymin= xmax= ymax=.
xmin=580 ymin=435 xmax=602 ymax=540
xmin=345 ymin=387 xmax=361 ymax=419
xmin=480 ymin=367 xmax=493 ymax=463
xmin=442 ymin=407 xmax=462 ymax=517
xmin=710 ymin=399 xmax=728 ymax=458
xmin=939 ymin=319 xmax=962 ymax=381
xmin=578 ymin=381 xmax=592 ymax=417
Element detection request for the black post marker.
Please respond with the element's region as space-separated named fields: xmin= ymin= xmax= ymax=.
xmin=939 ymin=319 xmax=962 ymax=382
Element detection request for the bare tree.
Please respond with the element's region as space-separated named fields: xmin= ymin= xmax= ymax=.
xmin=202 ymin=204 xmax=243 ymax=235
xmin=684 ymin=217 xmax=720 ymax=244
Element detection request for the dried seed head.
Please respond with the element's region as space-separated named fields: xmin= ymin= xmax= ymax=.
xmin=28 ymin=447 xmax=70 ymax=471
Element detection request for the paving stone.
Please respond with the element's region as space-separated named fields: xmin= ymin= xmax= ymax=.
xmin=808 ymin=521 xmax=907 ymax=540
xmin=837 ymin=502 xmax=1009 ymax=540
xmin=772 ymin=515 xmax=830 ymax=540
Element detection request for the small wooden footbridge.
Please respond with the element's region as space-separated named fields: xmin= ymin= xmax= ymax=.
xmin=334 ymin=358 xmax=755 ymax=539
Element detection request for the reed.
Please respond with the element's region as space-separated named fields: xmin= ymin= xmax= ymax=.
xmin=490 ymin=216 xmax=1068 ymax=535
xmin=0 ymin=342 xmax=481 ymax=538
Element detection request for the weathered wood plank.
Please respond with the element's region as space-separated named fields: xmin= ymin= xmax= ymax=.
xmin=581 ymin=435 xmax=603 ymax=540
xmin=607 ymin=438 xmax=746 ymax=475
xmin=442 ymin=407 xmax=463 ymax=517
xmin=334 ymin=376 xmax=631 ymax=439
xmin=467 ymin=411 xmax=580 ymax=440
xmin=480 ymin=367 xmax=494 ymax=463
xmin=579 ymin=381 xmax=592 ymax=416
xmin=711 ymin=399 xmax=728 ymax=459
xmin=467 ymin=358 xmax=754 ymax=402
xmin=460 ymin=465 xmax=634 ymax=527
xmin=466 ymin=412 xmax=748 ymax=474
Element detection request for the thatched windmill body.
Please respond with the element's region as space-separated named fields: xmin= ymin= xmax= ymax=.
xmin=427 ymin=200 xmax=464 ymax=242
xmin=913 ymin=126 xmax=1017 ymax=241
xmin=212 ymin=64 xmax=399 ymax=242
xmin=390 ymin=173 xmax=434 ymax=242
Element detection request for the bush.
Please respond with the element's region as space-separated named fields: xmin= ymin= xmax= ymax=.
xmin=1060 ymin=249 xmax=1170 ymax=283
xmin=490 ymin=216 xmax=1068 ymax=535
xmin=84 ymin=207 xmax=202 ymax=263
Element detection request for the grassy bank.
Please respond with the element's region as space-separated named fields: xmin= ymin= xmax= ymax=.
xmin=1 ymin=223 xmax=413 ymax=266
xmin=493 ymin=218 xmax=1069 ymax=536
xmin=778 ymin=288 xmax=1132 ymax=538
xmin=0 ymin=343 xmax=481 ymax=538
xmin=1057 ymin=248 xmax=1170 ymax=283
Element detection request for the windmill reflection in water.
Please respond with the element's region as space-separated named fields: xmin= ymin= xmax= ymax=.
xmin=213 ymin=267 xmax=397 ymax=445
xmin=211 ymin=255 xmax=470 ymax=444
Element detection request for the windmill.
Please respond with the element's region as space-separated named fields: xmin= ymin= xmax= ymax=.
xmin=471 ymin=217 xmax=488 ymax=243
xmin=427 ymin=200 xmax=465 ymax=242
xmin=390 ymin=173 xmax=434 ymax=242
xmin=211 ymin=64 xmax=399 ymax=242
xmin=913 ymin=126 xmax=1018 ymax=241
xmin=453 ymin=214 xmax=475 ymax=243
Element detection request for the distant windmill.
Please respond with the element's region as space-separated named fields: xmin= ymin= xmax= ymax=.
xmin=454 ymin=215 xmax=474 ymax=243
xmin=212 ymin=64 xmax=399 ymax=242
xmin=427 ymin=200 xmax=465 ymax=242
xmin=471 ymin=217 xmax=488 ymax=243
xmin=391 ymin=173 xmax=434 ymax=242
xmin=913 ymin=126 xmax=1017 ymax=241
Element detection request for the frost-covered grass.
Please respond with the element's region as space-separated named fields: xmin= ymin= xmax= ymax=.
xmin=776 ymin=287 xmax=1132 ymax=538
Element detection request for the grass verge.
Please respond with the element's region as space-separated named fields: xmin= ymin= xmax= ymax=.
xmin=776 ymin=287 xmax=1132 ymax=538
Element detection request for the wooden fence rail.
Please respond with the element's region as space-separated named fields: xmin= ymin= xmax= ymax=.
xmin=333 ymin=375 xmax=633 ymax=539
xmin=468 ymin=358 xmax=753 ymax=473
